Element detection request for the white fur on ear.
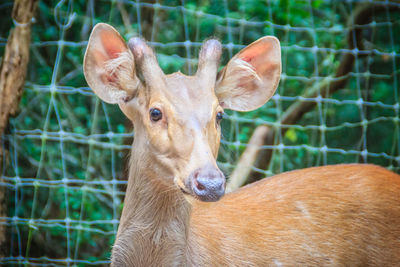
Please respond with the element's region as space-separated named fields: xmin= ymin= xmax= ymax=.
xmin=216 ymin=58 xmax=261 ymax=110
xmin=103 ymin=51 xmax=139 ymax=103
xmin=215 ymin=36 xmax=281 ymax=112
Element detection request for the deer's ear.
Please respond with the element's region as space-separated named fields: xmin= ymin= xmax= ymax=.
xmin=215 ymin=36 xmax=281 ymax=111
xmin=84 ymin=23 xmax=138 ymax=104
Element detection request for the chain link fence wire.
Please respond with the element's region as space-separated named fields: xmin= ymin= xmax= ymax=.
xmin=0 ymin=0 xmax=399 ymax=265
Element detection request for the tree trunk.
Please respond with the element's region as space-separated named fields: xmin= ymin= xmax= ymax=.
xmin=0 ymin=0 xmax=38 ymax=256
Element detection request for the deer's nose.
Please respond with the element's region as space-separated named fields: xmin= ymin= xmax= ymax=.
xmin=189 ymin=165 xmax=225 ymax=202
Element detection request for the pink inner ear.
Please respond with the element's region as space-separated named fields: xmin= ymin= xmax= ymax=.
xmin=93 ymin=49 xmax=118 ymax=84
xmin=101 ymin=72 xmax=118 ymax=84
xmin=100 ymin=30 xmax=126 ymax=59
xmin=236 ymin=41 xmax=276 ymax=89
xmin=93 ymin=50 xmax=107 ymax=66
xmin=239 ymin=42 xmax=273 ymax=64
xmin=92 ymin=30 xmax=127 ymax=84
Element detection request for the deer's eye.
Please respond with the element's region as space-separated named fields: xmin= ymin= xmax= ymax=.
xmin=216 ymin=111 xmax=224 ymax=123
xmin=150 ymin=108 xmax=162 ymax=122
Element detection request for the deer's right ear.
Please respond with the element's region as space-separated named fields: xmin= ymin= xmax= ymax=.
xmin=84 ymin=23 xmax=138 ymax=104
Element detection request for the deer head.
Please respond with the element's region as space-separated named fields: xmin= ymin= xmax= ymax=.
xmin=83 ymin=23 xmax=281 ymax=202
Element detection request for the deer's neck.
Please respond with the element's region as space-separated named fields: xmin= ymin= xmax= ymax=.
xmin=112 ymin=143 xmax=192 ymax=266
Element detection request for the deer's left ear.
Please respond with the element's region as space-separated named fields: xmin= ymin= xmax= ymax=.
xmin=215 ymin=37 xmax=281 ymax=111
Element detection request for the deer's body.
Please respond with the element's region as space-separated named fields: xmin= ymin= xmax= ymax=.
xmin=113 ymin=159 xmax=400 ymax=266
xmin=191 ymin=164 xmax=400 ymax=266
xmin=83 ymin=23 xmax=400 ymax=266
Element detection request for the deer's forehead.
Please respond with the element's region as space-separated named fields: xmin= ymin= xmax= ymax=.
xmin=161 ymin=73 xmax=218 ymax=120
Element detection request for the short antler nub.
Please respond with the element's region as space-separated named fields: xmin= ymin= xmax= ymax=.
xmin=128 ymin=37 xmax=165 ymax=85
xmin=128 ymin=37 xmax=150 ymax=60
xmin=196 ymin=39 xmax=222 ymax=87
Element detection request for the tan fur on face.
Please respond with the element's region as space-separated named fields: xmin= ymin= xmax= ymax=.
xmin=141 ymin=72 xmax=222 ymax=185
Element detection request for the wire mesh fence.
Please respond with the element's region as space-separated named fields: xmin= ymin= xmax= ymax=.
xmin=0 ymin=0 xmax=399 ymax=265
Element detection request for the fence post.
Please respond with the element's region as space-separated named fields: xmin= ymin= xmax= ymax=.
xmin=0 ymin=0 xmax=38 ymax=256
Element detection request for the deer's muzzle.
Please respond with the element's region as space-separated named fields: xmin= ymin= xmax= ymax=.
xmin=187 ymin=165 xmax=225 ymax=202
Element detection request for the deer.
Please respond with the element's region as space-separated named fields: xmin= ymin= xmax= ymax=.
xmin=83 ymin=23 xmax=400 ymax=266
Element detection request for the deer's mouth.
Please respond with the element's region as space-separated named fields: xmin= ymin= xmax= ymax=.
xmin=179 ymin=186 xmax=190 ymax=195
xmin=174 ymin=178 xmax=192 ymax=196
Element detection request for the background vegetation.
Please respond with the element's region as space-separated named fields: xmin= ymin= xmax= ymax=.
xmin=0 ymin=0 xmax=399 ymax=265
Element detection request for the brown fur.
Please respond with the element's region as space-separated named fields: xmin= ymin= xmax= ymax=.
xmin=114 ymin=158 xmax=400 ymax=266
xmin=82 ymin=24 xmax=400 ymax=267
xmin=190 ymin=164 xmax=400 ymax=266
